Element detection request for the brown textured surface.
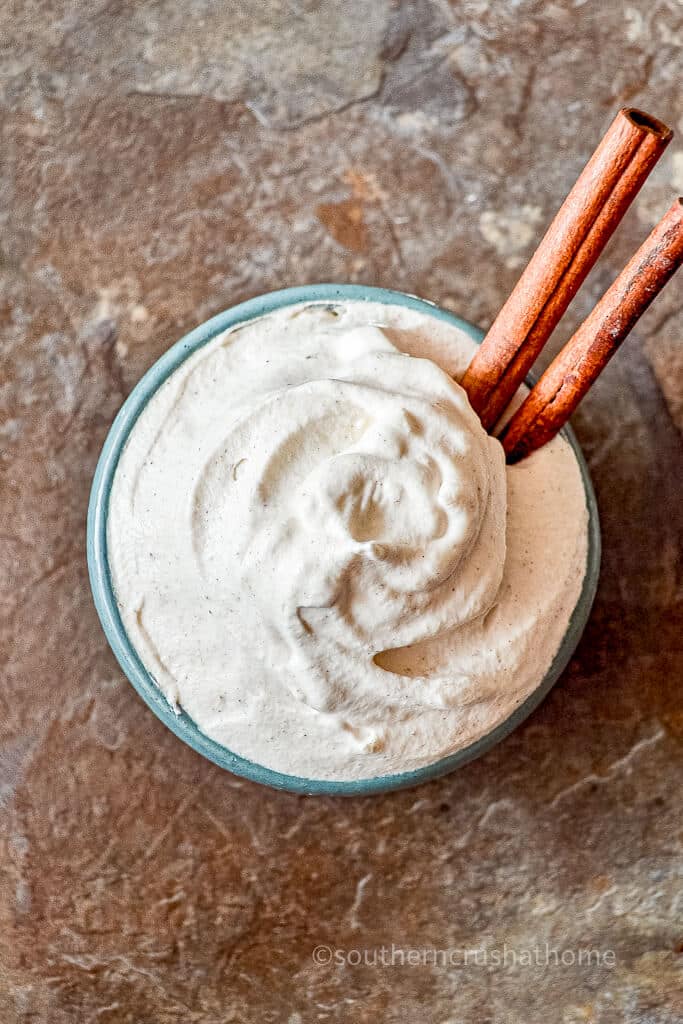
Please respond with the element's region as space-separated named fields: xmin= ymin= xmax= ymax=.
xmin=1 ymin=2 xmax=682 ymax=1022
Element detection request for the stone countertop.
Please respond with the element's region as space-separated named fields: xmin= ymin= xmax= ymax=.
xmin=1 ymin=2 xmax=682 ymax=1021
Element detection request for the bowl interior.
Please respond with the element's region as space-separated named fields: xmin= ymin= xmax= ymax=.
xmin=87 ymin=284 xmax=601 ymax=796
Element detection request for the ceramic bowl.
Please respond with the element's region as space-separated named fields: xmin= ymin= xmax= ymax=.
xmin=87 ymin=284 xmax=601 ymax=795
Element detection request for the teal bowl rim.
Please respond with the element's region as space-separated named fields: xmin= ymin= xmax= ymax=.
xmin=87 ymin=283 xmax=601 ymax=796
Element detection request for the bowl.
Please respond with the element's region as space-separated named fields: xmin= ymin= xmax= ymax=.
xmin=87 ymin=284 xmax=601 ymax=795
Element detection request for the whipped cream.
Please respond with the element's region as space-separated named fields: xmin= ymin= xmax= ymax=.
xmin=108 ymin=300 xmax=588 ymax=780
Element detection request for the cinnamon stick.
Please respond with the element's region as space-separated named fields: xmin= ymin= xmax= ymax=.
xmin=461 ymin=108 xmax=672 ymax=430
xmin=501 ymin=198 xmax=683 ymax=463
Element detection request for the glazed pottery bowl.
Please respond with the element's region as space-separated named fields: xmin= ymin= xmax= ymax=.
xmin=87 ymin=284 xmax=601 ymax=795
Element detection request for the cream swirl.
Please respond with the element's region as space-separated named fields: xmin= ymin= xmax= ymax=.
xmin=191 ymin=321 xmax=506 ymax=715
xmin=107 ymin=301 xmax=588 ymax=780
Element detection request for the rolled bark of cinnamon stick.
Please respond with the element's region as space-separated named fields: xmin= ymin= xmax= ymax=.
xmin=501 ymin=198 xmax=683 ymax=463
xmin=461 ymin=108 xmax=672 ymax=430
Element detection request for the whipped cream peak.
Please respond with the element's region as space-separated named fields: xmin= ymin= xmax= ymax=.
xmin=108 ymin=300 xmax=588 ymax=779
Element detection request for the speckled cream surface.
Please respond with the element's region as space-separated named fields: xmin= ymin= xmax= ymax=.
xmin=107 ymin=301 xmax=588 ymax=779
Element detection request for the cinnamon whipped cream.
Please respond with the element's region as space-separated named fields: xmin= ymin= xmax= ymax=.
xmin=107 ymin=300 xmax=589 ymax=780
